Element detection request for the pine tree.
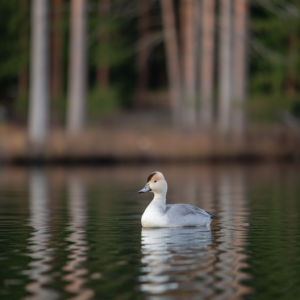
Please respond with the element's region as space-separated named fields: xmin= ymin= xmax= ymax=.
xmin=67 ymin=0 xmax=87 ymax=133
xmin=29 ymin=0 xmax=50 ymax=146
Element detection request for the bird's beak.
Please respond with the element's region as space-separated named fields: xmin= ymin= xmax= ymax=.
xmin=138 ymin=184 xmax=151 ymax=194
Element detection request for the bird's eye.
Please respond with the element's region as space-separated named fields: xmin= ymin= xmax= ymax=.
xmin=154 ymin=180 xmax=157 ymax=183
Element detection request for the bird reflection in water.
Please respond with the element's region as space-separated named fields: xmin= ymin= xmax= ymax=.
xmin=62 ymin=176 xmax=94 ymax=300
xmin=140 ymin=227 xmax=214 ymax=298
xmin=25 ymin=170 xmax=58 ymax=300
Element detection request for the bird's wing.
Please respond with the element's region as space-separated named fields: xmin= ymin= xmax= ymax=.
xmin=166 ymin=204 xmax=212 ymax=218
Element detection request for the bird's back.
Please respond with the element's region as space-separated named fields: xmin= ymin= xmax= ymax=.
xmin=164 ymin=204 xmax=213 ymax=227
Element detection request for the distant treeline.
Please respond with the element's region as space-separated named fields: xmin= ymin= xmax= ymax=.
xmin=0 ymin=0 xmax=300 ymax=129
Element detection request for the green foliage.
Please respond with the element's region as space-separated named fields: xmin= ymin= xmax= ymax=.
xmin=88 ymin=0 xmax=138 ymax=110
xmin=2 ymin=0 xmax=300 ymax=124
xmin=246 ymin=95 xmax=300 ymax=123
xmin=0 ymin=0 xmax=27 ymax=78
xmin=247 ymin=1 xmax=300 ymax=122
xmin=13 ymin=95 xmax=28 ymax=119
xmin=0 ymin=0 xmax=29 ymax=108
xmin=88 ymin=10 xmax=130 ymax=68
xmin=51 ymin=95 xmax=68 ymax=124
xmin=250 ymin=1 xmax=300 ymax=97
xmin=87 ymin=87 xmax=120 ymax=121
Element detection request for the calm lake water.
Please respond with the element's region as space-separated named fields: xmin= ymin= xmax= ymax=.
xmin=0 ymin=164 xmax=300 ymax=300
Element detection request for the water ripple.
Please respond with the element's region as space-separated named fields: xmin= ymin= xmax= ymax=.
xmin=62 ymin=176 xmax=94 ymax=300
xmin=24 ymin=171 xmax=59 ymax=300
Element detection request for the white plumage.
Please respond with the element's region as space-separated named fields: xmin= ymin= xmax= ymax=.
xmin=139 ymin=171 xmax=217 ymax=228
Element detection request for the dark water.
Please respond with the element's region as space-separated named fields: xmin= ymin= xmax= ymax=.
xmin=0 ymin=165 xmax=300 ymax=300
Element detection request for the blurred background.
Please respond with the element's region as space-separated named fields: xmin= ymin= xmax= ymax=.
xmin=1 ymin=0 xmax=300 ymax=162
xmin=2 ymin=2 xmax=300 ymax=299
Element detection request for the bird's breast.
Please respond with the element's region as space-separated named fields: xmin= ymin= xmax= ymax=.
xmin=141 ymin=206 xmax=166 ymax=227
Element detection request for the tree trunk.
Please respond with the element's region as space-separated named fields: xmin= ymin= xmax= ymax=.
xmin=67 ymin=0 xmax=87 ymax=134
xmin=232 ymin=0 xmax=248 ymax=135
xmin=160 ymin=0 xmax=182 ymax=127
xmin=29 ymin=0 xmax=49 ymax=146
xmin=97 ymin=0 xmax=110 ymax=88
xmin=19 ymin=0 xmax=28 ymax=98
xmin=218 ymin=0 xmax=232 ymax=134
xmin=136 ymin=0 xmax=150 ymax=108
xmin=51 ymin=0 xmax=63 ymax=99
xmin=199 ymin=0 xmax=215 ymax=129
xmin=181 ymin=0 xmax=197 ymax=128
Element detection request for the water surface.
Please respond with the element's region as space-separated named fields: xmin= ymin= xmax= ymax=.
xmin=0 ymin=165 xmax=300 ymax=300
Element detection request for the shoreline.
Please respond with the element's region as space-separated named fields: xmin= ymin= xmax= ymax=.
xmin=1 ymin=125 xmax=300 ymax=165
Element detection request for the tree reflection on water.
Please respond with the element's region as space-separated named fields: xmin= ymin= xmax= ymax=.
xmin=62 ymin=175 xmax=94 ymax=300
xmin=25 ymin=170 xmax=58 ymax=300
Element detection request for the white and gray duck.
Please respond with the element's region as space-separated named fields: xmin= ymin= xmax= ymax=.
xmin=139 ymin=171 xmax=217 ymax=227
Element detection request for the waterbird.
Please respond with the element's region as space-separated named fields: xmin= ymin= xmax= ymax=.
xmin=139 ymin=171 xmax=217 ymax=227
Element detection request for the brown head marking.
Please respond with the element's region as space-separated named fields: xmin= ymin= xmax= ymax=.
xmin=146 ymin=171 xmax=165 ymax=183
xmin=147 ymin=172 xmax=156 ymax=183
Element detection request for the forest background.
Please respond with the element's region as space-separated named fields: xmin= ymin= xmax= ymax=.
xmin=0 ymin=0 xmax=300 ymax=162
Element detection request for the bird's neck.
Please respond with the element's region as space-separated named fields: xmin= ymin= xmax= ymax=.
xmin=151 ymin=193 xmax=167 ymax=206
